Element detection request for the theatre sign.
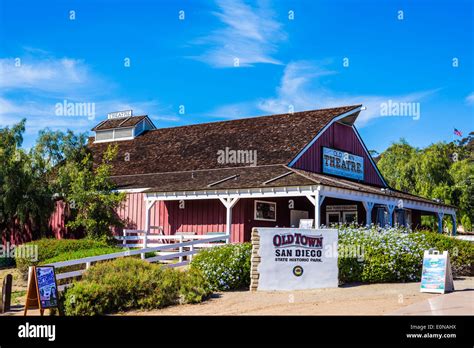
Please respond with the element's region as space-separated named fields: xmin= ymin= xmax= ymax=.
xmin=322 ymin=147 xmax=364 ymax=181
xmin=251 ymin=228 xmax=338 ymax=291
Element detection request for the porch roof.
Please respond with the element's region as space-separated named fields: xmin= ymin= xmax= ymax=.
xmin=111 ymin=164 xmax=455 ymax=210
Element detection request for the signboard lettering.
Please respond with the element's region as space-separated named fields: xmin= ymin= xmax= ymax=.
xmin=256 ymin=228 xmax=338 ymax=290
xmin=322 ymin=147 xmax=364 ymax=181
xmin=420 ymin=250 xmax=454 ymax=294
xmin=24 ymin=266 xmax=59 ymax=315
xmin=107 ymin=110 xmax=133 ymax=119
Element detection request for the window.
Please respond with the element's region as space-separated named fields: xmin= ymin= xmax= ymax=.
xmin=254 ymin=200 xmax=277 ymax=221
xmin=326 ymin=212 xmax=340 ymax=225
xmin=95 ymin=130 xmax=114 ymax=141
xmin=343 ymin=211 xmax=358 ymax=224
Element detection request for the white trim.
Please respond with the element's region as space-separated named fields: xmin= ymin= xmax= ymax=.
xmin=352 ymin=125 xmax=388 ymax=187
xmin=208 ymin=174 xmax=240 ymax=187
xmin=254 ymin=200 xmax=277 ymax=222
xmin=342 ymin=211 xmax=358 ymax=223
xmin=115 ymin=188 xmax=150 ymax=193
xmin=326 ymin=212 xmax=341 ymax=224
xmin=288 ymin=106 xmax=362 ymax=167
xmin=144 ymin=184 xmax=455 ymax=216
xmin=263 ymin=171 xmax=293 ymax=185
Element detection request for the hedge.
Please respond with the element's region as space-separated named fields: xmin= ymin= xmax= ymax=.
xmin=190 ymin=228 xmax=472 ymax=288
xmin=338 ymin=226 xmax=473 ymax=283
xmin=62 ymin=258 xmax=211 ymax=315
xmin=15 ymin=238 xmax=116 ymax=278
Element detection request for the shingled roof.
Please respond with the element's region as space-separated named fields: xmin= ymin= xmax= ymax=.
xmin=89 ymin=105 xmax=361 ymax=176
xmin=88 ymin=105 xmax=454 ymax=209
xmin=92 ymin=115 xmax=148 ymax=131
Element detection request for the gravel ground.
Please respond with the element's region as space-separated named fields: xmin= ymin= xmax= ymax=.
xmin=2 ymin=266 xmax=472 ymax=316
xmin=124 ymin=277 xmax=474 ymax=316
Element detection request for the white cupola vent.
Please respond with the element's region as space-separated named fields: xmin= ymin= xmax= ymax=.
xmin=92 ymin=110 xmax=156 ymax=143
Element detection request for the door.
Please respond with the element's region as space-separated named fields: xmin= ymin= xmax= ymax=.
xmin=326 ymin=212 xmax=340 ymax=225
xmin=290 ymin=210 xmax=309 ymax=228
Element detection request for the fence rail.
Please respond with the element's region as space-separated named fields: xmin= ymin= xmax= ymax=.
xmin=45 ymin=233 xmax=228 ymax=291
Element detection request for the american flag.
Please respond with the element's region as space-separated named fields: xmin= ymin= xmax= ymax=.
xmin=454 ymin=128 xmax=463 ymax=137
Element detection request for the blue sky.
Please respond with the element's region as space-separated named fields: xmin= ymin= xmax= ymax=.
xmin=0 ymin=0 xmax=473 ymax=152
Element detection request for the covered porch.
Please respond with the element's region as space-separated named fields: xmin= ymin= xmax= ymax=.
xmin=141 ymin=184 xmax=457 ymax=243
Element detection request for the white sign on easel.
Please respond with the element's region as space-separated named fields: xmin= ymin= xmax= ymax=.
xmin=420 ymin=250 xmax=454 ymax=294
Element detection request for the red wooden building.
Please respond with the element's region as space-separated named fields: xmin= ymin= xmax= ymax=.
xmin=52 ymin=105 xmax=457 ymax=243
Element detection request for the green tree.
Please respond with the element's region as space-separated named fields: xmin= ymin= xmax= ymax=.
xmin=378 ymin=137 xmax=474 ymax=231
xmin=0 ymin=120 xmax=54 ymax=238
xmin=376 ymin=139 xmax=417 ymax=192
xmin=64 ymin=145 xmax=125 ymax=240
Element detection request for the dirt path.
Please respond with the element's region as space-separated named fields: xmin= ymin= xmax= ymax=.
xmin=125 ymin=277 xmax=474 ymax=316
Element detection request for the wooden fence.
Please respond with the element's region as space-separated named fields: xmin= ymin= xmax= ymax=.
xmin=46 ymin=233 xmax=228 ymax=291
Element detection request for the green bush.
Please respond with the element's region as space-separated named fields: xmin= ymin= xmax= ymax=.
xmin=42 ymin=247 xmax=123 ymax=264
xmin=62 ymin=258 xmax=210 ymax=315
xmin=461 ymin=215 xmax=472 ymax=232
xmin=190 ymin=243 xmax=251 ymax=291
xmin=179 ymin=268 xmax=212 ymax=304
xmin=16 ymin=238 xmax=112 ymax=278
xmin=420 ymin=231 xmax=474 ymax=276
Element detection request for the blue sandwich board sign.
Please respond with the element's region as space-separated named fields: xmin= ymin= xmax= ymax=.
xmin=420 ymin=250 xmax=454 ymax=294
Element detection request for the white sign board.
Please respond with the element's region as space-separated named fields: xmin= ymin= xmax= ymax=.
xmin=108 ymin=110 xmax=132 ymax=119
xmin=420 ymin=250 xmax=454 ymax=294
xmin=257 ymin=228 xmax=338 ymax=291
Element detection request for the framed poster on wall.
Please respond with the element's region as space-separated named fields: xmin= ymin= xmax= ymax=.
xmin=254 ymin=200 xmax=277 ymax=221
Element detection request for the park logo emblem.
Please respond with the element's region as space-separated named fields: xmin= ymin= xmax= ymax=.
xmin=293 ymin=265 xmax=304 ymax=277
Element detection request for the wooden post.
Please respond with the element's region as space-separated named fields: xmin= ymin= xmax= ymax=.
xmin=143 ymin=199 xmax=156 ymax=259
xmin=386 ymin=204 xmax=396 ymax=227
xmin=438 ymin=212 xmax=444 ymax=233
xmin=0 ymin=274 xmax=12 ymax=313
xmin=451 ymin=213 xmax=457 ymax=236
xmin=219 ymin=197 xmax=240 ymax=243
xmin=179 ymin=235 xmax=184 ymax=263
xmin=363 ymin=201 xmax=375 ymax=226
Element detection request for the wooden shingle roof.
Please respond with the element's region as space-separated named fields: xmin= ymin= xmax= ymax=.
xmin=89 ymin=105 xmax=361 ymax=176
xmin=92 ymin=115 xmax=148 ymax=131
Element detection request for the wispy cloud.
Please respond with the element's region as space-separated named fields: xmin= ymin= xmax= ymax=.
xmin=207 ymin=60 xmax=440 ymax=126
xmin=190 ymin=0 xmax=286 ymax=68
xmin=0 ymin=57 xmax=109 ymax=96
xmin=466 ymin=92 xmax=474 ymax=105
xmin=0 ymin=52 xmax=179 ymax=144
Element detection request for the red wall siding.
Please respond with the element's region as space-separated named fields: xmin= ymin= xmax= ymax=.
xmin=292 ymin=122 xmax=385 ymax=186
xmin=116 ymin=193 xmax=246 ymax=242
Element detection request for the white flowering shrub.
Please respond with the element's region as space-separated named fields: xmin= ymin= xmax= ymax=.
xmin=191 ymin=228 xmax=472 ymax=289
xmin=338 ymin=225 xmax=473 ymax=283
xmin=190 ymin=243 xmax=251 ymax=291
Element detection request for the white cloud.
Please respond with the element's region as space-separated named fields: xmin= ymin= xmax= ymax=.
xmin=0 ymin=57 xmax=109 ymax=96
xmin=465 ymin=92 xmax=474 ymax=105
xmin=191 ymin=0 xmax=286 ymax=67
xmin=0 ymin=53 xmax=180 ymax=143
xmin=206 ymin=61 xmax=440 ymax=126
